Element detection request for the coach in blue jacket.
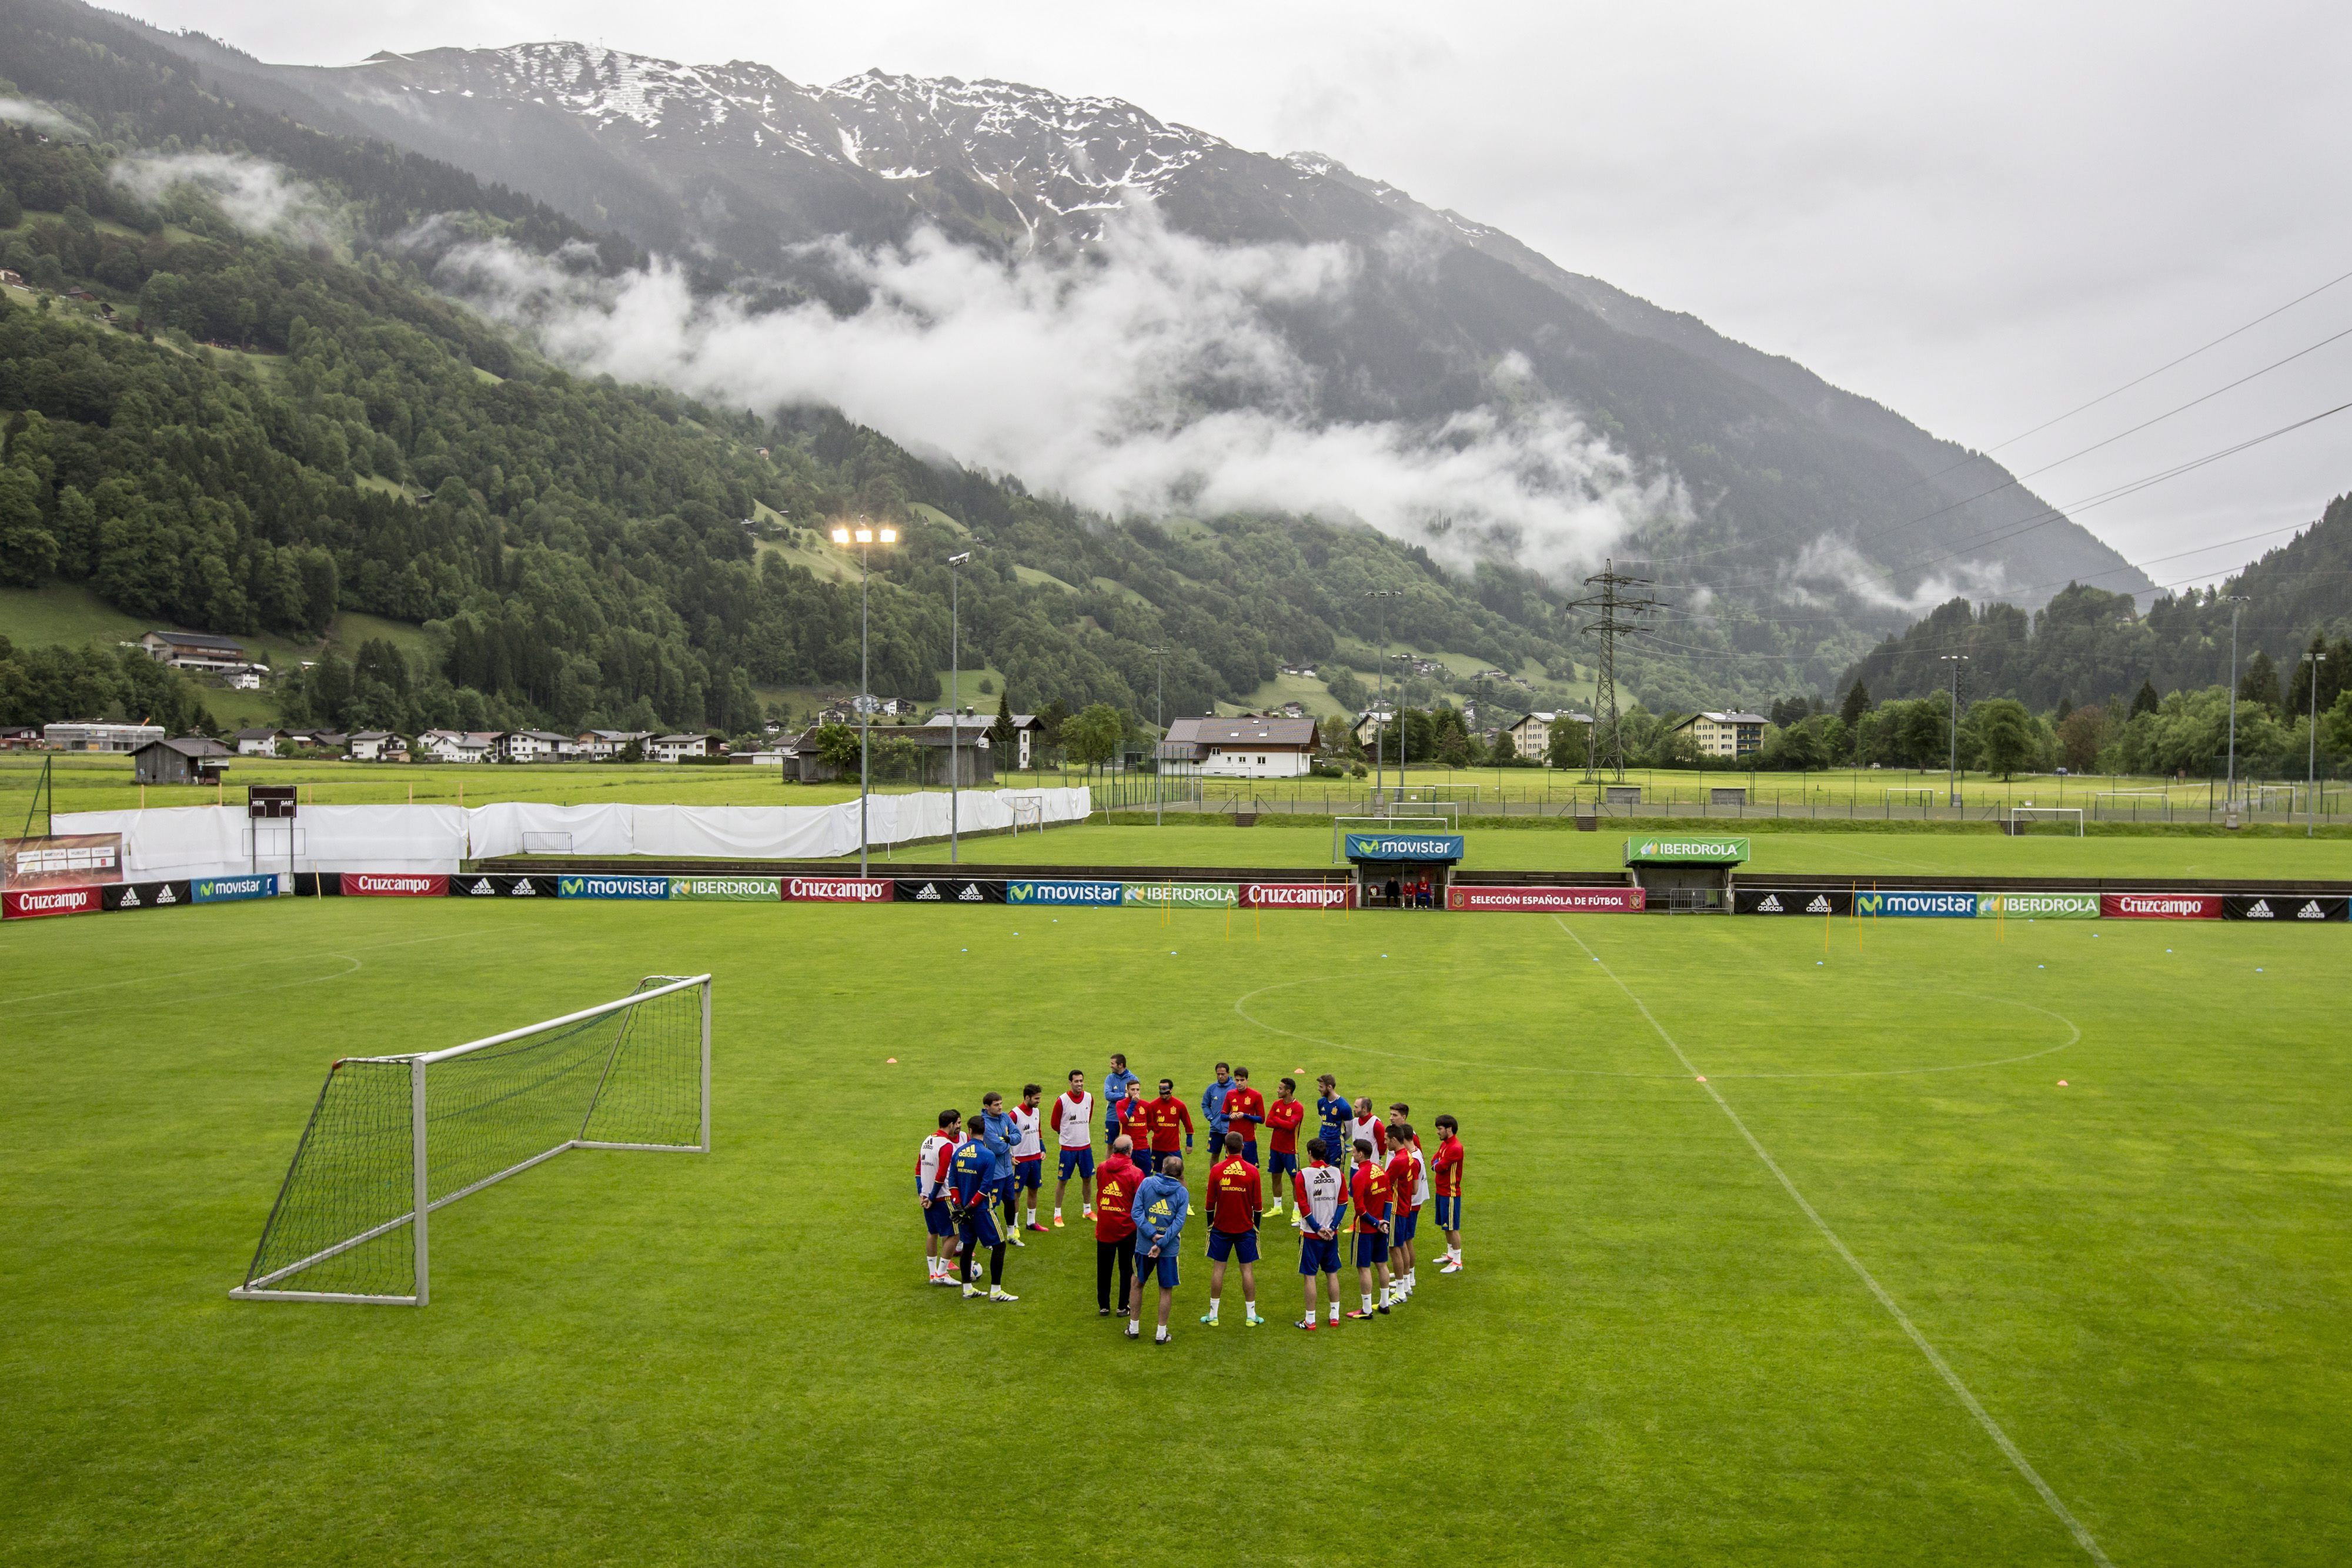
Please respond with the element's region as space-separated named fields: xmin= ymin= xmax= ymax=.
xmin=1128 ymin=1156 xmax=1189 ymax=1345
xmin=1200 ymin=1064 xmax=1235 ymax=1154
xmin=980 ymin=1093 xmax=1020 ymax=1240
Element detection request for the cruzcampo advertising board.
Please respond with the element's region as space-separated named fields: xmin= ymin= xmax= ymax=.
xmin=1622 ymin=836 xmax=1749 ymax=866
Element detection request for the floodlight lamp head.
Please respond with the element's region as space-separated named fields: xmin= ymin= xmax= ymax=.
xmin=854 ymin=527 xmax=874 ymax=544
xmin=830 ymin=527 xmax=850 ymax=544
xmin=878 ymin=528 xmax=897 ymax=544
xmin=948 ymin=551 xmax=971 ymax=564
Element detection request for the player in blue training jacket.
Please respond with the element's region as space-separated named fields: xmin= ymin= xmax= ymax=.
xmin=980 ymin=1092 xmax=1023 ymax=1247
xmin=949 ymin=1115 xmax=1017 ymax=1303
xmin=1200 ymin=1063 xmax=1235 ymax=1155
xmin=1127 ymin=1155 xmax=1190 ymax=1345
xmin=1314 ymin=1075 xmax=1349 ymax=1177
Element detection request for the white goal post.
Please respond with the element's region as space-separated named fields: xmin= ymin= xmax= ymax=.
xmin=1010 ymin=794 xmax=1045 ymax=835
xmin=2009 ymin=806 xmax=2084 ymax=837
xmin=2093 ymin=790 xmax=2172 ymax=821
xmin=230 ymin=974 xmax=711 ymax=1306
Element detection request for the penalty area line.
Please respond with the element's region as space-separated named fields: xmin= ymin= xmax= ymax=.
xmin=1551 ymin=915 xmax=2115 ymax=1568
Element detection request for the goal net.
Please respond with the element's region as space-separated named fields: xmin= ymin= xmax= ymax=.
xmin=2009 ymin=806 xmax=2084 ymax=837
xmin=230 ymin=974 xmax=711 ymax=1306
xmin=1010 ymin=794 xmax=1045 ymax=835
xmin=2093 ymin=790 xmax=2171 ymax=822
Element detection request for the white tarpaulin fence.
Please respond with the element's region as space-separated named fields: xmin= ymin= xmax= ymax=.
xmin=57 ymin=788 xmax=1091 ymax=885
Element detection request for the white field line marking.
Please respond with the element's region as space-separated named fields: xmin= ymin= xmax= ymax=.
xmin=1552 ymin=916 xmax=2114 ymax=1568
xmin=0 ymin=930 xmax=464 ymax=1008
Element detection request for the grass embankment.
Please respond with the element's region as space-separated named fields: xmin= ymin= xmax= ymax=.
xmin=1 ymin=900 xmax=2343 ymax=1563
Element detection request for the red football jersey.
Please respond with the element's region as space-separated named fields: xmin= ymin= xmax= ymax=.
xmin=1351 ymin=1162 xmax=1392 ymax=1234
xmin=1434 ymin=1135 xmax=1464 ymax=1197
xmin=1094 ymin=1156 xmax=1140 ymax=1241
xmin=1226 ymin=1085 xmax=1267 ymax=1138
xmin=1205 ymin=1155 xmax=1262 ymax=1233
xmin=1118 ymin=1095 xmax=1153 ymax=1154
xmin=1144 ymin=1095 xmax=1191 ymax=1152
xmin=1265 ymin=1097 xmax=1306 ymax=1154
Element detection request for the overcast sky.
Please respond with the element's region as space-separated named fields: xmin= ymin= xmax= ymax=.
xmin=105 ymin=0 xmax=2352 ymax=590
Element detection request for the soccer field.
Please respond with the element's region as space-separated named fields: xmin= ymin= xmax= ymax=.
xmin=6 ymin=898 xmax=2348 ymax=1564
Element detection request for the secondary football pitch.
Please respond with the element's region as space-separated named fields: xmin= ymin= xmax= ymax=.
xmin=6 ymin=897 xmax=2347 ymax=1564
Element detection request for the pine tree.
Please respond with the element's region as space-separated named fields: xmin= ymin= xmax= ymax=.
xmin=1838 ymin=680 xmax=1871 ymax=730
xmin=988 ymin=690 xmax=1015 ymax=752
xmin=2130 ymin=679 xmax=2161 ymax=717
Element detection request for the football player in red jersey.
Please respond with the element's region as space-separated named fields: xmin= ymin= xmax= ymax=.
xmin=1198 ymin=1134 xmax=1264 ymax=1328
xmin=1432 ymin=1114 xmax=1465 ymax=1273
xmin=1263 ymin=1078 xmax=1307 ymax=1216
xmin=1346 ymin=1139 xmax=1393 ymax=1319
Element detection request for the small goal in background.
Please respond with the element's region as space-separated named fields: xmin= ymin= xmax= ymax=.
xmin=1010 ymin=795 xmax=1045 ymax=835
xmin=2008 ymin=806 xmax=2084 ymax=837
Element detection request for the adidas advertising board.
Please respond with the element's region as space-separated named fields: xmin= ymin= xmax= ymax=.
xmin=558 ymin=875 xmax=671 ymax=900
xmin=781 ymin=877 xmax=893 ymax=902
xmin=1853 ymin=891 xmax=1977 ymax=918
xmin=1733 ymin=889 xmax=1853 ymax=917
xmin=2 ymin=884 xmax=102 ymax=919
xmin=2223 ymin=894 xmax=2348 ymax=922
xmin=1004 ymin=880 xmax=1124 ymax=905
xmin=101 ymin=880 xmax=192 ymax=912
xmin=893 ymin=878 xmax=1006 ymax=904
xmin=2100 ymin=893 xmax=2221 ymax=920
xmin=449 ymin=874 xmax=563 ymax=898
xmin=340 ymin=872 xmax=450 ymax=897
xmin=1976 ymin=892 xmax=2100 ymax=919
xmin=195 ymin=874 xmax=282 ymax=903
xmin=1445 ymin=886 xmax=1645 ymax=912
xmin=1121 ymin=882 xmax=1239 ymax=908
xmin=668 ymin=877 xmax=782 ymax=902
xmin=1239 ymin=882 xmax=1355 ymax=909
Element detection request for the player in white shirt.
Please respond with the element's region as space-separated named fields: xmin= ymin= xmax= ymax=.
xmin=1011 ymin=1085 xmax=1048 ymax=1235
xmin=1291 ymin=1137 xmax=1349 ymax=1330
xmin=917 ymin=1109 xmax=961 ymax=1285
xmin=1348 ymin=1097 xmax=1387 ymax=1175
xmin=1048 ymin=1068 xmax=1096 ymax=1228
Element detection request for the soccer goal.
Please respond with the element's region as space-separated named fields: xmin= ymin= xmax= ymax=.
xmin=2249 ymin=784 xmax=2297 ymax=814
xmin=1884 ymin=787 xmax=1935 ymax=816
xmin=1009 ymin=794 xmax=1045 ymax=835
xmin=2009 ymin=806 xmax=2084 ymax=837
xmin=230 ymin=974 xmax=711 ymax=1306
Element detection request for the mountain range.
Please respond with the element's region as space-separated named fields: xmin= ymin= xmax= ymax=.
xmin=112 ymin=33 xmax=2150 ymax=634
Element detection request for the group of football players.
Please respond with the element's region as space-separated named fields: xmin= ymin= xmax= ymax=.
xmin=916 ymin=1052 xmax=1464 ymax=1342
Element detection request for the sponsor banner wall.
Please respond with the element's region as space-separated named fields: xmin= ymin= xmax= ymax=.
xmin=101 ymin=880 xmax=192 ymax=912
xmin=1445 ymin=885 xmax=1645 ymax=913
xmin=1735 ymin=888 xmax=1855 ymax=917
xmin=1342 ymin=833 xmax=1466 ymax=861
xmin=1624 ymin=836 xmax=1749 ymax=866
xmin=894 ymin=878 xmax=1007 ymax=905
xmin=781 ymin=876 xmax=893 ymax=903
xmin=2 ymin=884 xmax=102 ymax=919
xmin=449 ymin=874 xmax=562 ymax=899
xmin=2102 ymin=892 xmax=2221 ymax=920
xmin=1240 ymin=882 xmax=1355 ymax=910
xmin=1977 ymin=892 xmax=2100 ymax=919
xmin=1122 ymin=882 xmax=1240 ymax=908
xmin=1855 ymin=890 xmax=1977 ymax=918
xmin=560 ymin=874 xmax=672 ymax=901
xmin=2 ymin=833 xmax=123 ymax=889
xmin=2223 ymin=893 xmax=2350 ymax=922
xmin=669 ymin=875 xmax=782 ymax=902
xmin=342 ymin=872 xmax=449 ymax=897
xmin=1005 ymin=880 xmax=1124 ymax=906
xmin=194 ymin=873 xmax=280 ymax=904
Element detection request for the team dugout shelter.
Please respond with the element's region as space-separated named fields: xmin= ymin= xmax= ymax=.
xmin=1622 ymin=835 xmax=1749 ymax=913
xmin=1344 ymin=831 xmax=1465 ymax=910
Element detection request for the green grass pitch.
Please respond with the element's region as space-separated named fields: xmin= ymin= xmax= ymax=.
xmin=5 ymin=896 xmax=2348 ymax=1564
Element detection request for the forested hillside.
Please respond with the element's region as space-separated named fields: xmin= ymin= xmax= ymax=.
xmin=0 ymin=3 xmax=1599 ymax=738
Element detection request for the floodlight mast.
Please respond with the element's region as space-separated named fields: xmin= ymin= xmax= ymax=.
xmin=1364 ymin=590 xmax=1401 ymax=804
xmin=1940 ymin=654 xmax=1969 ymax=807
xmin=1567 ymin=559 xmax=1656 ymax=783
xmin=830 ymin=521 xmax=897 ymax=875
xmin=1145 ymin=644 xmax=1167 ymax=827
xmin=948 ymin=550 xmax=971 ymax=863
xmin=2306 ymin=649 xmax=2327 ymax=838
xmin=2221 ymin=596 xmax=2250 ymax=813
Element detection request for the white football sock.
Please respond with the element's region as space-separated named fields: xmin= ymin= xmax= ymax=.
xmin=1328 ymin=1303 xmax=1341 ymax=1322
xmin=1361 ymin=1292 xmax=1374 ymax=1312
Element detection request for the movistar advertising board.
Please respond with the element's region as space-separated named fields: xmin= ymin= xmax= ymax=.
xmin=1343 ymin=833 xmax=1465 ymax=861
xmin=1122 ymin=882 xmax=1239 ymax=908
xmin=1855 ymin=890 xmax=1976 ymax=918
xmin=1977 ymin=892 xmax=2100 ymax=919
xmin=193 ymin=873 xmax=279 ymax=903
xmin=1622 ymin=837 xmax=1749 ymax=866
xmin=558 ymin=875 xmax=669 ymax=900
xmin=1005 ymin=880 xmax=1124 ymax=906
